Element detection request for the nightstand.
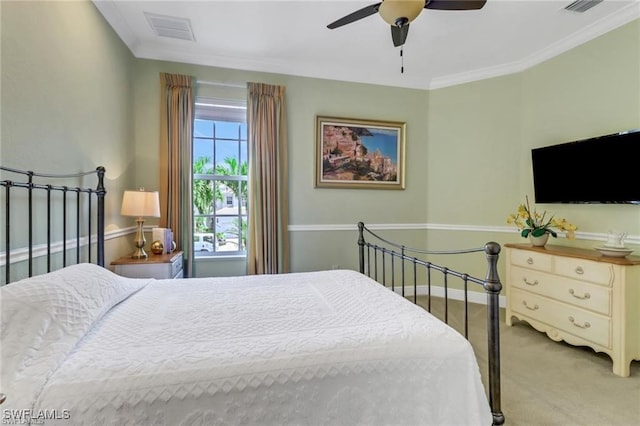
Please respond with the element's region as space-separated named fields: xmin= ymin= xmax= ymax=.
xmin=111 ymin=251 xmax=184 ymax=279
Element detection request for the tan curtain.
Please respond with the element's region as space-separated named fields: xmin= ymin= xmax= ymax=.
xmin=247 ymin=82 xmax=289 ymax=274
xmin=159 ymin=73 xmax=194 ymax=276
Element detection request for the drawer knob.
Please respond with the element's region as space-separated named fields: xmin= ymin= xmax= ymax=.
xmin=526 ymin=257 xmax=534 ymax=265
xmin=522 ymin=301 xmax=539 ymax=311
xmin=574 ymin=266 xmax=584 ymax=275
xmin=568 ymin=288 xmax=590 ymax=300
xmin=522 ymin=277 xmax=539 ymax=286
xmin=568 ymin=316 xmax=590 ymax=329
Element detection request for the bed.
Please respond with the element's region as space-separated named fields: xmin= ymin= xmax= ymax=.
xmin=1 ymin=166 xmax=504 ymax=425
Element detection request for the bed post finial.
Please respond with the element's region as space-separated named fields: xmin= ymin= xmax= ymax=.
xmin=483 ymin=241 xmax=501 ymax=292
xmin=96 ymin=166 xmax=105 ymax=188
xmin=96 ymin=166 xmax=106 ymax=267
xmin=483 ymin=241 xmax=504 ymax=425
xmin=357 ymin=222 xmax=365 ymax=274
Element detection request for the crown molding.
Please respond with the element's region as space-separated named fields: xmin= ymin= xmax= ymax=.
xmin=94 ymin=0 xmax=639 ymax=90
xmin=429 ymin=2 xmax=640 ymax=89
xmin=518 ymin=1 xmax=640 ymax=71
xmin=92 ymin=0 xmax=139 ymax=51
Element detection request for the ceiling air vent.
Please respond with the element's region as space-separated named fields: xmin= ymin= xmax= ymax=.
xmin=564 ymin=0 xmax=603 ymax=13
xmin=145 ymin=12 xmax=195 ymax=41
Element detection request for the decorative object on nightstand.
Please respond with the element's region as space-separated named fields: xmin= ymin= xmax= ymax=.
xmin=152 ymin=227 xmax=174 ymax=254
xmin=120 ymin=189 xmax=161 ymax=259
xmin=150 ymin=240 xmax=164 ymax=255
xmin=150 ymin=239 xmax=176 ymax=255
xmin=506 ymin=196 xmax=577 ymax=247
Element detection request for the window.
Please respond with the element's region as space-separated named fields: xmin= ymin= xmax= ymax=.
xmin=193 ymin=98 xmax=247 ymax=257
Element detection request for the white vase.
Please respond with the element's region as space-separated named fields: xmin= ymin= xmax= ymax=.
xmin=529 ymin=233 xmax=549 ymax=247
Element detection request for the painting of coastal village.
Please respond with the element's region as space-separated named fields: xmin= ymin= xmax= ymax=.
xmin=316 ymin=116 xmax=405 ymax=189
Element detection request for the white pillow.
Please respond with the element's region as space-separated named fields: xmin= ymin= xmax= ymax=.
xmin=0 ymin=263 xmax=149 ymax=411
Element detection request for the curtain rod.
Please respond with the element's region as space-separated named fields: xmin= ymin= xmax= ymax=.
xmin=196 ymin=80 xmax=246 ymax=89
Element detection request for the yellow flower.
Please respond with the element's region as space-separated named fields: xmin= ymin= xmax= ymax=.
xmin=551 ymin=218 xmax=564 ymax=228
xmin=517 ymin=205 xmax=528 ymax=218
xmin=507 ymin=196 xmax=577 ymax=240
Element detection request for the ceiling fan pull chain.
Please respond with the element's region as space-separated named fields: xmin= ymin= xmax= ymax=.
xmin=400 ymin=46 xmax=404 ymax=74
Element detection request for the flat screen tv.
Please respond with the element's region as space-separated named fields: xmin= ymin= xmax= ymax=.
xmin=531 ymin=129 xmax=640 ymax=204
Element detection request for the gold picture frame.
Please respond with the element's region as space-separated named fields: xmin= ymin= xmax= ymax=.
xmin=315 ymin=116 xmax=406 ymax=189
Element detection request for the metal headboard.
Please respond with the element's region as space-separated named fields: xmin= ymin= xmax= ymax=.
xmin=0 ymin=166 xmax=106 ymax=284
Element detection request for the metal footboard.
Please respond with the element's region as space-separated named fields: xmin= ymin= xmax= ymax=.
xmin=357 ymin=222 xmax=504 ymax=425
xmin=0 ymin=166 xmax=106 ymax=285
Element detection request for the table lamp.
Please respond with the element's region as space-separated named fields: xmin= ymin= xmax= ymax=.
xmin=121 ymin=189 xmax=161 ymax=259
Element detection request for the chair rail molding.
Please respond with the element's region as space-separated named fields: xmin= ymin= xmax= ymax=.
xmin=287 ymin=223 xmax=640 ymax=246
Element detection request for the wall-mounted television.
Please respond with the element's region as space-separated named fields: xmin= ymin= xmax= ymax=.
xmin=531 ymin=129 xmax=640 ymax=204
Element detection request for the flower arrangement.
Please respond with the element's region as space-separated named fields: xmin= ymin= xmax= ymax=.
xmin=507 ymin=196 xmax=577 ymax=240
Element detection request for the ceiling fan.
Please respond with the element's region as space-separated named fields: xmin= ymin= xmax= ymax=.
xmin=327 ymin=0 xmax=487 ymax=48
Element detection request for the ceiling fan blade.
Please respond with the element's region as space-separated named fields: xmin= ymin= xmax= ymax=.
xmin=391 ymin=24 xmax=410 ymax=47
xmin=327 ymin=3 xmax=382 ymax=29
xmin=424 ymin=0 xmax=487 ymax=10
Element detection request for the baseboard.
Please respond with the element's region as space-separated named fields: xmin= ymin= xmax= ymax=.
xmin=390 ymin=284 xmax=507 ymax=308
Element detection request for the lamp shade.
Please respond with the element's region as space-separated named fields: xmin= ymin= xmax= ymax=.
xmin=120 ymin=190 xmax=161 ymax=218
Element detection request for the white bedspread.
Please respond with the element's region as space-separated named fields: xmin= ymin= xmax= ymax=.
xmin=3 ymin=266 xmax=491 ymax=425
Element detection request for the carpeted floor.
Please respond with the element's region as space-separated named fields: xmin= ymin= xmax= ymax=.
xmin=415 ymin=296 xmax=640 ymax=426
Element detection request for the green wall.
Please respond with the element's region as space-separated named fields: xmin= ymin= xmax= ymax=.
xmin=130 ymin=59 xmax=429 ymax=276
xmin=2 ymin=0 xmax=638 ymax=282
xmin=131 ymin=19 xmax=640 ymax=278
xmin=519 ymin=20 xmax=640 ymax=249
xmin=426 ymin=74 xmax=523 ymax=226
xmin=0 ymin=0 xmax=137 ymax=276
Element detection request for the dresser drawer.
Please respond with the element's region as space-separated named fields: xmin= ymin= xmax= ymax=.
xmin=554 ymin=257 xmax=613 ymax=286
xmin=510 ymin=266 xmax=611 ymax=315
xmin=510 ymin=288 xmax=611 ymax=348
xmin=171 ymin=256 xmax=183 ymax=278
xmin=510 ymin=249 xmax=552 ymax=272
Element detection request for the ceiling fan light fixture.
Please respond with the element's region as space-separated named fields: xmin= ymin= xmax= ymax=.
xmin=379 ymin=0 xmax=425 ymax=26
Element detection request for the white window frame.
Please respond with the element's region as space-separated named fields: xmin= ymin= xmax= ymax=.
xmin=193 ymin=97 xmax=248 ymax=258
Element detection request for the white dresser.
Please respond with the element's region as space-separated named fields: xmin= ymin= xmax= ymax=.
xmin=505 ymin=243 xmax=640 ymax=377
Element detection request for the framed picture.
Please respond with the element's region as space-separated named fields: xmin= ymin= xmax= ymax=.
xmin=315 ymin=116 xmax=406 ymax=189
